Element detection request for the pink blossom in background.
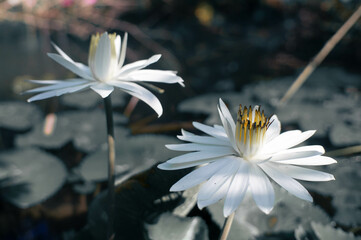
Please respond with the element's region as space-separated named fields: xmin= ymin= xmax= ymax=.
xmin=60 ymin=0 xmax=73 ymax=7
xmin=82 ymin=0 xmax=97 ymax=6
xmin=23 ymin=0 xmax=37 ymax=8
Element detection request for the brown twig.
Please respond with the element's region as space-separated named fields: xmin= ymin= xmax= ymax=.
xmin=326 ymin=145 xmax=361 ymax=157
xmin=279 ymin=4 xmax=361 ymax=105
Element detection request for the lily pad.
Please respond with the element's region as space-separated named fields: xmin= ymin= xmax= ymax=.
xmin=330 ymin=123 xmax=361 ymax=147
xmin=146 ymin=212 xmax=208 ymax=240
xmin=207 ymin=185 xmax=330 ymax=239
xmin=77 ymin=134 xmax=181 ymax=183
xmin=239 ymin=67 xmax=361 ymax=140
xmin=302 ymin=157 xmax=360 ymax=196
xmin=0 ymin=101 xmax=43 ymax=131
xmin=311 ymin=222 xmax=361 ymax=240
xmin=0 ymin=162 xmax=22 ymax=188
xmin=303 ymin=157 xmax=361 ymax=226
xmin=72 ymin=181 xmax=97 ymax=195
xmin=0 ymin=148 xmax=67 ymax=208
xmin=60 ymin=90 xmax=127 ymax=109
xmin=276 ymin=103 xmax=336 ymax=137
xmin=16 ymin=109 xmax=129 ymax=152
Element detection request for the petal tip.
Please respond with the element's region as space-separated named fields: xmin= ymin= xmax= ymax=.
xmin=169 ymin=185 xmax=180 ymax=192
xmin=223 ymin=207 xmax=235 ymax=218
xmin=197 ymin=201 xmax=206 ymax=210
xmin=262 ymin=207 xmax=273 ymax=215
xmin=157 ymin=162 xmax=167 ymax=170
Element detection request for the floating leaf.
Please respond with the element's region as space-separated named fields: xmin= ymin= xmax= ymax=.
xmin=302 ymin=157 xmax=361 ymax=226
xmin=207 ymin=185 xmax=330 ymax=239
xmin=0 ymin=148 xmax=67 ymax=208
xmin=72 ymin=181 xmax=97 ymax=195
xmin=16 ymin=109 xmax=128 ymax=152
xmin=0 ymin=101 xmax=43 ymax=131
xmin=146 ymin=212 xmax=208 ymax=240
xmin=276 ymin=103 xmax=336 ymax=137
xmin=78 ymin=135 xmax=181 ymax=183
xmin=245 ymin=67 xmax=360 ymax=106
xmin=311 ymin=222 xmax=361 ymax=240
xmin=294 ymin=225 xmax=311 ymax=240
xmin=60 ymin=90 xmax=126 ymax=109
xmin=330 ymin=123 xmax=361 ymax=147
xmin=0 ymin=162 xmax=22 ymax=188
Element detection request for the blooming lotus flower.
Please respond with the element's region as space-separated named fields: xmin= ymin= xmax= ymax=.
xmin=158 ymin=99 xmax=336 ymax=217
xmin=25 ymin=32 xmax=184 ymax=117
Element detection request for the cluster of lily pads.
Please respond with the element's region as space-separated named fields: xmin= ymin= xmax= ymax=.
xmin=0 ymin=30 xmax=359 ymax=240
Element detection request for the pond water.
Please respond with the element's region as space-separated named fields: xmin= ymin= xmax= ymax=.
xmin=0 ymin=1 xmax=361 ymax=239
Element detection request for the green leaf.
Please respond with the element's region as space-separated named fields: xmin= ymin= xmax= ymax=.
xmin=0 ymin=148 xmax=67 ymax=208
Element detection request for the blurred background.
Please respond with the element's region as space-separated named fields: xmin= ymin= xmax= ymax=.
xmin=0 ymin=0 xmax=360 ymax=239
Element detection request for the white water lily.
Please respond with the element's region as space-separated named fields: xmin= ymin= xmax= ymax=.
xmin=158 ymin=98 xmax=336 ymax=217
xmin=25 ymin=32 xmax=184 ymax=117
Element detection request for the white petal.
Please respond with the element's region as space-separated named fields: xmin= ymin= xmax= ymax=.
xmin=262 ymin=130 xmax=316 ymax=154
xmin=259 ymin=163 xmax=313 ymax=202
xmin=108 ymin=81 xmax=163 ymax=117
xmin=218 ymin=99 xmax=238 ymax=152
xmin=158 ymin=158 xmax=215 ymax=170
xmin=170 ymin=159 xmax=229 ymax=191
xmin=27 ymin=83 xmax=93 ymax=102
xmin=158 ymin=155 xmax=239 ymax=170
xmin=265 ymin=115 xmax=281 ymax=143
xmin=126 ymin=70 xmax=184 ymax=86
xmin=178 ymin=129 xmax=230 ymax=146
xmin=28 ymin=80 xmax=65 ymax=84
xmin=25 ymin=79 xmax=89 ymax=93
xmin=118 ymin=32 xmax=128 ymax=68
xmin=249 ymin=164 xmax=275 ymax=214
xmin=269 ymin=163 xmax=335 ymax=181
xmin=269 ymin=145 xmax=325 ymax=162
xmin=214 ymin=124 xmax=224 ymax=130
xmin=165 ymin=143 xmax=234 ymax=152
xmin=197 ymin=159 xmax=238 ymax=201
xmin=167 ymin=149 xmax=234 ymax=164
xmin=218 ymin=98 xmax=236 ymax=134
xmin=94 ymin=33 xmax=112 ymax=80
xmin=197 ymin=176 xmax=232 ymax=210
xmin=52 ymin=42 xmax=74 ymax=62
xmin=90 ymin=83 xmax=114 ymax=98
xmin=47 ymin=53 xmax=93 ymax=80
xmin=117 ymin=54 xmax=161 ymax=76
xmin=223 ymin=160 xmax=249 ymax=217
xmin=275 ymin=155 xmax=337 ymax=166
xmin=51 ymin=42 xmax=92 ymax=77
xmin=193 ymin=122 xmax=228 ymax=140
xmin=115 ymin=35 xmax=121 ymax=61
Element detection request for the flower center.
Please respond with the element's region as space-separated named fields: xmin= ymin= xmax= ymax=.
xmin=235 ymin=105 xmax=271 ymax=160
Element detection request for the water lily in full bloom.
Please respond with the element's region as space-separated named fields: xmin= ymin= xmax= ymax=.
xmin=158 ymin=99 xmax=336 ymax=217
xmin=25 ymin=32 xmax=184 ymax=117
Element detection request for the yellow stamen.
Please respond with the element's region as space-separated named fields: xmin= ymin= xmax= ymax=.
xmin=88 ymin=33 xmax=100 ymax=66
xmin=236 ymin=105 xmax=272 ymax=159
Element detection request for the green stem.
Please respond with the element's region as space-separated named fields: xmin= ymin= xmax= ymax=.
xmin=219 ymin=212 xmax=235 ymax=240
xmin=104 ymin=96 xmax=115 ymax=240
